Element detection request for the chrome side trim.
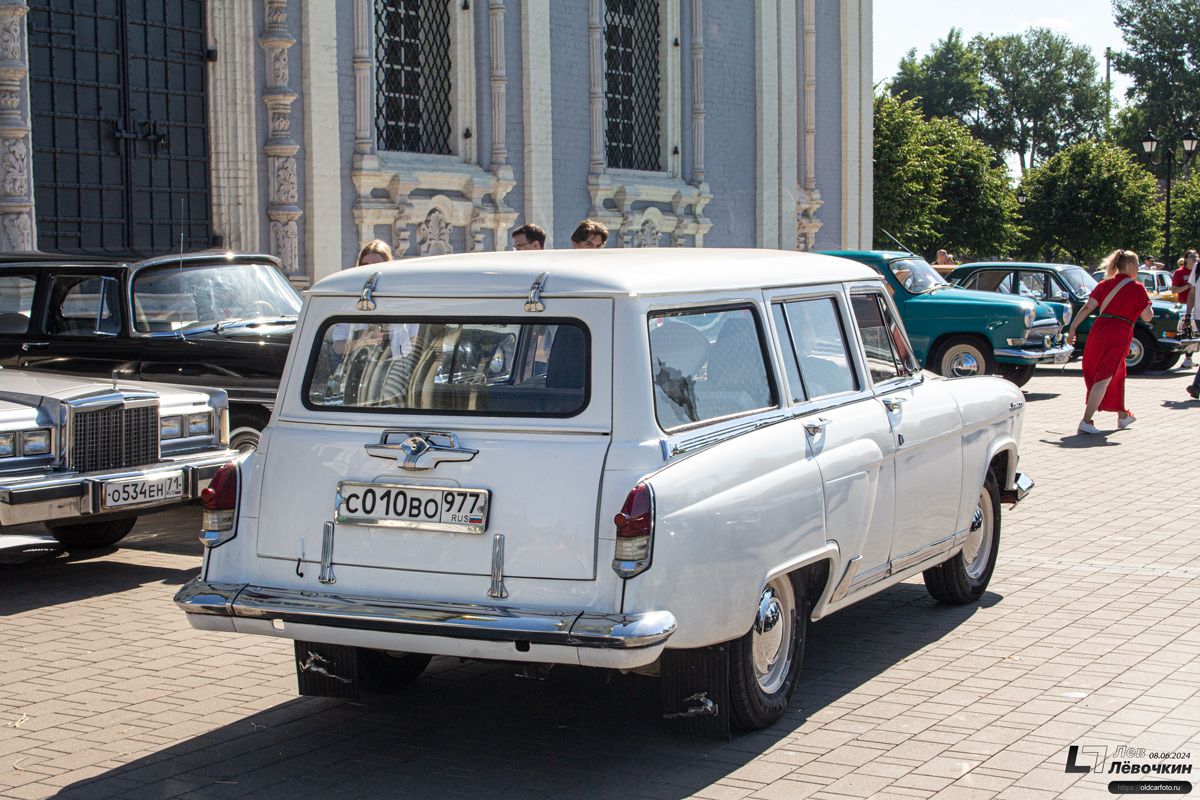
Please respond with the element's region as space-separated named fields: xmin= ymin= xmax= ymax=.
xmin=667 ymin=412 xmax=789 ymax=457
xmin=174 ymin=579 xmax=677 ymax=650
xmin=889 ymin=532 xmax=959 ymax=574
xmin=318 ymin=522 xmax=336 ymax=585
xmin=829 ymin=556 xmax=861 ymax=602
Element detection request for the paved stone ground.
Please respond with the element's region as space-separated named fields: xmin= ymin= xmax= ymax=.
xmin=2 ymin=365 xmax=1199 ymax=800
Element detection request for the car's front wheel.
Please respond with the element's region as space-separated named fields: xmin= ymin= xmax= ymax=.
xmin=1126 ymin=328 xmax=1157 ymax=375
xmin=727 ymin=575 xmax=807 ymax=730
xmin=932 ymin=336 xmax=996 ymax=378
xmin=45 ymin=517 xmax=137 ymax=549
xmin=924 ymin=473 xmax=1000 ymax=604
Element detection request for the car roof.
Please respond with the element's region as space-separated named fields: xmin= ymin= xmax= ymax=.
xmin=307 ymin=249 xmax=881 ymax=298
xmin=0 ymin=250 xmax=283 ymax=271
xmin=956 ymin=262 xmax=1083 ymax=272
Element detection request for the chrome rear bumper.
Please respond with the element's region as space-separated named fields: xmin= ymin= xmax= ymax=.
xmin=0 ymin=449 xmax=238 ymax=527
xmin=999 ymin=472 xmax=1034 ymax=505
xmin=994 ymin=344 xmax=1074 ymax=364
xmin=175 ymin=579 xmax=677 ymax=650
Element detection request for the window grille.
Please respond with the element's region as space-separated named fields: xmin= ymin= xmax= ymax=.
xmin=375 ymin=0 xmax=453 ymax=155
xmin=604 ymin=0 xmax=661 ymax=172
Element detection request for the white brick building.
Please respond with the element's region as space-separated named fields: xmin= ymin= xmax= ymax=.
xmin=0 ymin=0 xmax=873 ymax=286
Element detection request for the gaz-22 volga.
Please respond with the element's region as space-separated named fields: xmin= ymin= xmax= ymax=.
xmin=176 ymin=249 xmax=1033 ymax=734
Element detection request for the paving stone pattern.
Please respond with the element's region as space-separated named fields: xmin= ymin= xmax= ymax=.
xmin=1 ymin=366 xmax=1198 ymax=800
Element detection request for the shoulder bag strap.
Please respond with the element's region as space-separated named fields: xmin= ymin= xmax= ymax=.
xmin=1096 ymin=275 xmax=1131 ymax=318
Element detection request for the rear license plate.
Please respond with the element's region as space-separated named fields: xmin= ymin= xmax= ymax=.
xmin=102 ymin=472 xmax=185 ymax=509
xmin=335 ymin=482 xmax=489 ymax=533
xmin=1054 ymin=351 xmax=1071 ymax=364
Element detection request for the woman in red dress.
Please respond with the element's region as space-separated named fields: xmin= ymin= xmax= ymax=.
xmin=1067 ymin=249 xmax=1152 ymax=434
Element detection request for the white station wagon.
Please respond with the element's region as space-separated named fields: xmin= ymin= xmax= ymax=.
xmin=177 ymin=249 xmax=1032 ymax=735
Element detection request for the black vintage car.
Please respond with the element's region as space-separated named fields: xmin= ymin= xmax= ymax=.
xmin=0 ymin=251 xmax=301 ymax=450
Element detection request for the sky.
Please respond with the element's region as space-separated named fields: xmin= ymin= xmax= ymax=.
xmin=873 ymin=0 xmax=1135 ymax=108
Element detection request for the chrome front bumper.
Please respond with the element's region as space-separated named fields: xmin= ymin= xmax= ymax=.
xmin=994 ymin=343 xmax=1074 ymax=364
xmin=1159 ymin=335 xmax=1200 ymax=353
xmin=0 ymin=449 xmax=239 ymax=527
xmin=175 ymin=579 xmax=678 ymax=651
xmin=999 ymin=472 xmax=1035 ymax=505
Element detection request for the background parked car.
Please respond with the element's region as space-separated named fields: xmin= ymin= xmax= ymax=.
xmin=0 ymin=369 xmax=237 ymax=549
xmin=952 ymin=262 xmax=1198 ymax=373
xmin=0 ymin=251 xmax=300 ymax=450
xmin=818 ymin=251 xmax=1071 ymax=387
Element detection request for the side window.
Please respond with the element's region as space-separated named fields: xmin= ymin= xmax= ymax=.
xmin=771 ymin=304 xmax=806 ymax=403
xmin=1018 ymin=272 xmax=1045 ymax=299
xmin=777 ymin=297 xmax=858 ymax=399
xmin=0 ymin=275 xmax=35 ymax=334
xmin=649 ymin=308 xmax=775 ymax=429
xmin=1047 ymin=276 xmax=1071 ymax=301
xmin=44 ymin=275 xmax=121 ymax=336
xmin=970 ymin=270 xmax=1013 ymax=293
xmin=850 ymin=293 xmax=919 ymax=384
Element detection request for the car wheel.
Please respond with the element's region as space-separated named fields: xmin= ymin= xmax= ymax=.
xmin=229 ymin=426 xmax=260 ymax=453
xmin=357 ymin=648 xmax=432 ymax=690
xmin=924 ymin=473 xmax=1000 ymax=604
xmin=933 ymin=336 xmax=996 ymax=378
xmin=727 ymin=575 xmax=807 ymax=730
xmin=998 ymin=363 xmax=1036 ymax=387
xmin=229 ymin=408 xmax=269 ymax=453
xmin=1151 ymin=351 xmax=1180 ymax=371
xmin=45 ymin=517 xmax=137 ymax=549
xmin=1126 ymin=328 xmax=1157 ymax=375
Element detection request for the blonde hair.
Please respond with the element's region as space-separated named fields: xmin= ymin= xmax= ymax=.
xmin=1100 ymin=249 xmax=1138 ymax=279
xmin=356 ymin=239 xmax=393 ymax=266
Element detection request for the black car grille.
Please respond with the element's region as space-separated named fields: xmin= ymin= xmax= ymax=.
xmin=70 ymin=406 xmax=159 ymax=472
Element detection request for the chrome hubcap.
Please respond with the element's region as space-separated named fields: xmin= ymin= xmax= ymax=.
xmin=945 ymin=348 xmax=981 ymax=377
xmin=751 ymin=579 xmax=794 ymax=694
xmin=1126 ymin=338 xmax=1143 ymax=367
xmin=962 ymin=488 xmax=994 ymax=580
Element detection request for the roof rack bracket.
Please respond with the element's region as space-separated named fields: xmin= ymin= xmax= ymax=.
xmin=524 ymin=272 xmax=549 ymax=313
xmin=357 ymin=272 xmax=382 ymax=311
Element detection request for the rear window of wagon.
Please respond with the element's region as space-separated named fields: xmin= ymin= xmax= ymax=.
xmin=302 ymin=317 xmax=590 ymax=417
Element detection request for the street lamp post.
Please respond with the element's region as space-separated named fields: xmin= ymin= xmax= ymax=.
xmin=1141 ymin=129 xmax=1199 ymax=267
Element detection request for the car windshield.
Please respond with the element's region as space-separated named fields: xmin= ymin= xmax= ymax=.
xmin=888 ymin=258 xmax=948 ymax=294
xmin=132 ymin=261 xmax=301 ymax=333
xmin=1059 ymin=268 xmax=1096 ymax=297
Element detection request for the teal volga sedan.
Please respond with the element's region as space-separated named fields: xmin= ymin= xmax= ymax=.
xmin=947 ymin=261 xmax=1200 ymax=373
xmin=819 ymin=251 xmax=1072 ymax=387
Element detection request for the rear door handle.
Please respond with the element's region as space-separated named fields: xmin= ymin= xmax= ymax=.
xmin=881 ymin=396 xmax=908 ymax=412
xmin=802 ymin=417 xmax=830 ymax=436
xmin=21 ymin=342 xmax=49 ymax=351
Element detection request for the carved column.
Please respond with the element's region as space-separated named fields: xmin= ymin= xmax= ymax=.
xmin=487 ymin=0 xmax=515 ymax=250
xmin=797 ymin=0 xmax=822 ymax=251
xmin=353 ymin=0 xmax=373 ymax=155
xmin=0 ymin=0 xmax=34 ymax=251
xmin=261 ymin=0 xmax=302 ymax=280
xmin=689 ymin=0 xmax=704 ymax=186
xmin=586 ymin=0 xmax=609 ymax=215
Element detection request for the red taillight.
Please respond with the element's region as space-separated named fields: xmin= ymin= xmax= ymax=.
xmin=201 ymin=462 xmax=239 ymax=535
xmin=613 ymin=483 xmax=654 ymax=576
xmin=202 ymin=462 xmax=238 ymax=509
xmin=614 ymin=483 xmax=652 ymax=538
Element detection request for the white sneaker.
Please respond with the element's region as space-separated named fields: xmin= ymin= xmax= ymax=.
xmin=1118 ymin=414 xmax=1136 ymax=430
xmin=1183 ymin=358 xmax=1195 ymax=369
xmin=1078 ymin=420 xmax=1101 ymax=434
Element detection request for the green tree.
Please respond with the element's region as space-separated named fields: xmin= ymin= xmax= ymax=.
xmin=890 ymin=29 xmax=985 ymax=124
xmin=1112 ymin=0 xmax=1200 ymax=149
xmin=873 ymin=94 xmax=946 ymax=252
xmin=873 ymin=94 xmax=1018 ymax=259
xmin=1018 ymin=140 xmax=1162 ymax=264
xmin=974 ymin=28 xmax=1106 ymax=173
xmin=1173 ymin=175 xmax=1200 ymax=253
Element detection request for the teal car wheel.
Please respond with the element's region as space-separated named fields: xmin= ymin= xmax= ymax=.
xmin=933 ymin=336 xmax=996 ymax=378
xmin=1126 ymin=328 xmax=1156 ymax=375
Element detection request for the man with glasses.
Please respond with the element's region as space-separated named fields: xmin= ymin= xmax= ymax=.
xmin=571 ymin=220 xmax=608 ymax=249
xmin=511 ymin=223 xmax=546 ymax=251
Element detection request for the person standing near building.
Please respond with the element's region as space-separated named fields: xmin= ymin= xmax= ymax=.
xmin=571 ymin=220 xmax=608 ymax=249
xmin=511 ymin=224 xmax=546 ymax=251
xmin=1067 ymin=249 xmax=1153 ymax=434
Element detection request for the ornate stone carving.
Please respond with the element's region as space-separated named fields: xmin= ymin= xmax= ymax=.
xmin=260 ymin=0 xmax=302 ymax=278
xmin=2 ymin=138 xmax=26 ymax=196
xmin=276 ymin=158 xmax=297 ymax=204
xmin=418 ymin=209 xmax=453 ymax=256
xmin=796 ymin=0 xmax=822 ymax=250
xmin=3 ymin=212 xmax=31 ymax=250
xmin=0 ymin=18 xmax=19 ymax=61
xmin=635 ymin=220 xmax=660 ymax=248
